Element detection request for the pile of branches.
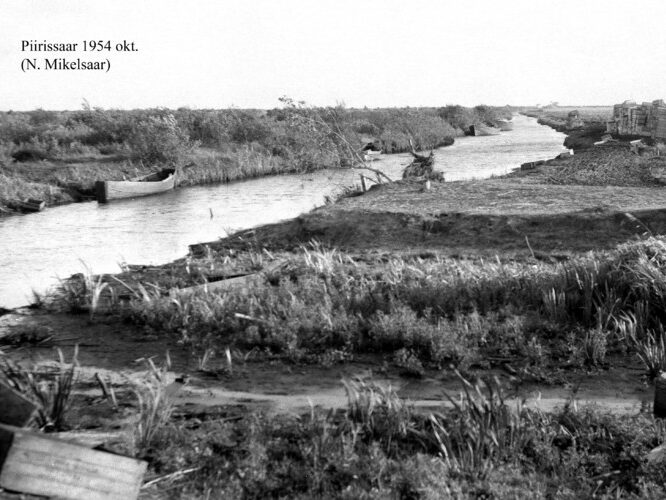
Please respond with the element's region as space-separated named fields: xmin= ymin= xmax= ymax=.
xmin=402 ymin=139 xmax=443 ymax=180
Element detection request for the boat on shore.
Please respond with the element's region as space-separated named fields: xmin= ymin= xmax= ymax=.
xmin=469 ymin=124 xmax=501 ymax=136
xmin=8 ymin=199 xmax=46 ymax=213
xmin=95 ymin=168 xmax=176 ymax=203
xmin=497 ymin=119 xmax=514 ymax=131
xmin=363 ymin=150 xmax=382 ymax=162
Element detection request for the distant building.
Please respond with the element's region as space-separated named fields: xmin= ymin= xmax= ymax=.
xmin=607 ymin=99 xmax=666 ymax=140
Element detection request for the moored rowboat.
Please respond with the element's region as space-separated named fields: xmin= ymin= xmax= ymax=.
xmin=9 ymin=199 xmax=46 ymax=213
xmin=363 ymin=150 xmax=382 ymax=162
xmin=95 ymin=168 xmax=176 ymax=203
xmin=469 ymin=124 xmax=501 ymax=136
xmin=497 ymin=119 xmax=514 ymax=131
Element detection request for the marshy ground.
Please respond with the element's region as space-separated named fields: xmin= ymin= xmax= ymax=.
xmin=5 ymin=109 xmax=666 ymax=497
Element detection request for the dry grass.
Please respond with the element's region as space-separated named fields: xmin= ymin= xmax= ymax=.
xmin=523 ymin=106 xmax=614 ymax=123
xmin=328 ymin=178 xmax=666 ymax=216
xmin=132 ymin=355 xmax=175 ymax=456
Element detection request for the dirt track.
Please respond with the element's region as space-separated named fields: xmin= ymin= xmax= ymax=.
xmin=0 ymin=310 xmax=652 ymax=419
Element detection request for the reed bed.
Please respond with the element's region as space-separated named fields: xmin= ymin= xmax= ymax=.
xmin=104 ymin=237 xmax=666 ymax=375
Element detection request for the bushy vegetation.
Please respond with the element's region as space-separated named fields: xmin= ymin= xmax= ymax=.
xmin=52 ymin=236 xmax=666 ymax=378
xmin=137 ymin=375 xmax=666 ymax=498
xmin=0 ymin=102 xmax=512 ymax=212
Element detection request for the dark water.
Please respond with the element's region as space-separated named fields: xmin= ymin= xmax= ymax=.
xmin=0 ymin=115 xmax=566 ymax=308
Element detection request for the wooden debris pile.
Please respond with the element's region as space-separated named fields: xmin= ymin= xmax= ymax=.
xmin=607 ymin=99 xmax=666 ymax=140
xmin=402 ymin=140 xmax=443 ymax=181
xmin=0 ymin=363 xmax=147 ymax=499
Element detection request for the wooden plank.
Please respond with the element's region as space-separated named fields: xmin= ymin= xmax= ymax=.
xmin=174 ymin=260 xmax=287 ymax=296
xmin=0 ymin=424 xmax=146 ymax=500
xmin=0 ymin=384 xmax=38 ymax=428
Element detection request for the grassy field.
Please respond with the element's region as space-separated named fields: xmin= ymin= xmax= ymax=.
xmin=523 ymin=105 xmax=614 ymax=123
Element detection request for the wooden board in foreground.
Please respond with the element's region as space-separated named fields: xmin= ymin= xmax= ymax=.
xmin=0 ymin=424 xmax=147 ymax=500
xmin=0 ymin=384 xmax=38 ymax=427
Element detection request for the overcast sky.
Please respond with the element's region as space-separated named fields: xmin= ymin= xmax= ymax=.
xmin=1 ymin=0 xmax=665 ymax=111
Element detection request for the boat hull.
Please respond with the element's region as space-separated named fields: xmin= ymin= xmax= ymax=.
xmin=8 ymin=199 xmax=45 ymax=213
xmin=96 ymin=169 xmax=176 ymax=203
xmin=363 ymin=150 xmax=382 ymax=162
xmin=470 ymin=124 xmax=501 ymax=136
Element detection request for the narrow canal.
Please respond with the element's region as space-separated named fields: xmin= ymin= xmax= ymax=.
xmin=0 ymin=115 xmax=566 ymax=308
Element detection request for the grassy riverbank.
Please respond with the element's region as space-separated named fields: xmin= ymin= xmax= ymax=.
xmin=4 ymin=116 xmax=666 ymax=497
xmin=9 ymin=224 xmax=666 ymax=497
xmin=0 ymin=104 xmax=511 ymax=214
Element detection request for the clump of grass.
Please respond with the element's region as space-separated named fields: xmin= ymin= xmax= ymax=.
xmin=366 ymin=305 xmax=481 ymax=368
xmin=300 ymin=240 xmax=345 ymax=275
xmin=429 ymin=373 xmax=531 ymax=480
xmin=393 ymin=348 xmax=425 ymax=378
xmin=342 ymin=377 xmax=417 ymax=454
xmin=541 ymin=287 xmax=567 ymax=323
xmin=132 ymin=355 xmax=175 ymax=456
xmin=622 ymin=312 xmax=666 ymax=379
xmin=46 ymin=262 xmax=115 ymax=318
xmin=0 ymin=347 xmax=79 ymax=430
xmin=567 ymin=325 xmax=609 ymax=367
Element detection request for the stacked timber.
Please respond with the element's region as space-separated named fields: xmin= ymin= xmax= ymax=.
xmin=469 ymin=124 xmax=501 ymax=136
xmin=609 ymin=99 xmax=666 ymax=140
xmin=652 ymin=100 xmax=666 ymax=140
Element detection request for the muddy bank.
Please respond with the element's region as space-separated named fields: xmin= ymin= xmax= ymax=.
xmin=0 ymin=309 xmax=652 ymax=418
xmin=191 ymin=179 xmax=666 ymax=257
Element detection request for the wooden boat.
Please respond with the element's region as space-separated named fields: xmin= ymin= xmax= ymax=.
xmin=95 ymin=168 xmax=176 ymax=203
xmin=363 ymin=150 xmax=382 ymax=162
xmin=469 ymin=124 xmax=501 ymax=136
xmin=497 ymin=120 xmax=514 ymax=131
xmin=9 ymin=199 xmax=46 ymax=213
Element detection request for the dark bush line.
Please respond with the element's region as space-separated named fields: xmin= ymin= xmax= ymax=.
xmin=0 ymin=104 xmax=513 ymax=167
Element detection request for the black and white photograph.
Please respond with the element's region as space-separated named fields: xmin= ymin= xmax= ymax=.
xmin=2 ymin=0 xmax=666 ymax=498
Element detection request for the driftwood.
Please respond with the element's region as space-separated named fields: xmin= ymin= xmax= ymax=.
xmin=402 ymin=139 xmax=438 ymax=179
